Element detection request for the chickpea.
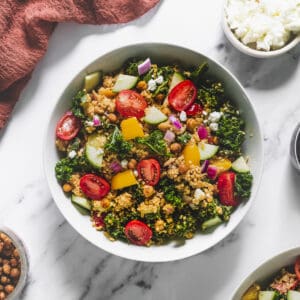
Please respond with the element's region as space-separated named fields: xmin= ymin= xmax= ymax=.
xmin=186 ymin=119 xmax=197 ymax=132
xmin=62 ymin=183 xmax=72 ymax=193
xmin=127 ymin=159 xmax=137 ymax=170
xmin=179 ymin=163 xmax=189 ymax=174
xmin=143 ymin=185 xmax=154 ymax=198
xmin=13 ymin=249 xmax=19 ymax=259
xmin=4 ymin=285 xmax=14 ymax=294
xmin=10 ymin=259 xmax=17 ymax=268
xmin=2 ymin=261 xmax=8 ymax=267
xmin=155 ymin=93 xmax=165 ymax=102
xmin=101 ymin=199 xmax=110 ymax=209
xmin=170 ymin=143 xmax=182 ymax=153
xmin=158 ymin=121 xmax=171 ymax=132
xmin=10 ymin=268 xmax=20 ymax=279
xmin=136 ymin=81 xmax=147 ymax=91
xmin=107 ymin=113 xmax=117 ymax=123
xmin=0 ymin=276 xmax=8 ymax=284
xmin=0 ymin=291 xmax=5 ymax=300
xmin=161 ymin=107 xmax=171 ymax=116
xmin=0 ymin=243 xmax=3 ymax=253
xmin=0 ymin=285 xmax=3 ymax=291
xmin=2 ymin=265 xmax=10 ymax=275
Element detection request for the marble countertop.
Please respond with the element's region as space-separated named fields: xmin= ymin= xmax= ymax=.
xmin=1 ymin=0 xmax=300 ymax=299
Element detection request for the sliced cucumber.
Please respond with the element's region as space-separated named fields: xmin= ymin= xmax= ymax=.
xmin=71 ymin=195 xmax=91 ymax=211
xmin=144 ymin=107 xmax=168 ymax=125
xmin=287 ymin=290 xmax=300 ymax=300
xmin=169 ymin=72 xmax=184 ymax=91
xmin=201 ymin=216 xmax=222 ymax=231
xmin=113 ymin=74 xmax=138 ymax=92
xmin=259 ymin=291 xmax=278 ymax=300
xmin=232 ymin=156 xmax=250 ymax=173
xmin=85 ymin=134 xmax=105 ymax=168
xmin=198 ymin=143 xmax=219 ymax=160
xmin=84 ymin=71 xmax=102 ymax=92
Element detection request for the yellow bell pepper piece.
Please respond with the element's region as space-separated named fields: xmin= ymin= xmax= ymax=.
xmin=242 ymin=284 xmax=260 ymax=300
xmin=210 ymin=158 xmax=232 ymax=173
xmin=111 ymin=170 xmax=138 ymax=190
xmin=120 ymin=117 xmax=144 ymax=140
xmin=183 ymin=143 xmax=200 ymax=166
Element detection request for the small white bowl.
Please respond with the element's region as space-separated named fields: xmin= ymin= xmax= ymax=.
xmin=222 ymin=1 xmax=300 ymax=58
xmin=232 ymin=247 xmax=300 ymax=299
xmin=43 ymin=43 xmax=264 ymax=262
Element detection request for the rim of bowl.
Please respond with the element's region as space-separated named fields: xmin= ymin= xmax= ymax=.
xmin=222 ymin=0 xmax=300 ymax=58
xmin=292 ymin=124 xmax=300 ymax=168
xmin=231 ymin=246 xmax=300 ymax=299
xmin=43 ymin=42 xmax=264 ymax=262
xmin=0 ymin=227 xmax=29 ymax=299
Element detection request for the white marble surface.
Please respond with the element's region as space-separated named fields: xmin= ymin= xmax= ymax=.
xmin=1 ymin=0 xmax=300 ymax=299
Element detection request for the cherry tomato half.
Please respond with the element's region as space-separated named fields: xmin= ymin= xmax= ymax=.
xmin=116 ymin=90 xmax=147 ymax=118
xmin=185 ymin=103 xmax=203 ymax=116
xmin=80 ymin=174 xmax=110 ymax=200
xmin=295 ymin=257 xmax=300 ymax=280
xmin=137 ymin=159 xmax=161 ymax=186
xmin=56 ymin=111 xmax=81 ymax=141
xmin=168 ymin=80 xmax=197 ymax=111
xmin=124 ymin=220 xmax=153 ymax=246
xmin=217 ymin=172 xmax=238 ymax=206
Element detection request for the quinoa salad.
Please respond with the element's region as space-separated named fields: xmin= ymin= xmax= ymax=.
xmin=54 ymin=57 xmax=253 ymax=246
xmin=242 ymin=257 xmax=300 ymax=300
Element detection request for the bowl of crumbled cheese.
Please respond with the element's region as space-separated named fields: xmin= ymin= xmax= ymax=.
xmin=223 ymin=0 xmax=300 ymax=58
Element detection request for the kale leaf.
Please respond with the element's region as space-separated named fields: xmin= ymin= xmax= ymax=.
xmin=124 ymin=58 xmax=143 ymax=76
xmin=198 ymin=82 xmax=225 ymax=110
xmin=158 ymin=178 xmax=182 ymax=207
xmin=104 ymin=126 xmax=132 ymax=159
xmin=190 ymin=62 xmax=209 ymax=82
xmin=136 ymin=130 xmax=170 ymax=157
xmin=177 ymin=132 xmax=191 ymax=145
xmin=71 ymin=90 xmax=87 ymax=119
xmin=235 ymin=172 xmax=253 ymax=200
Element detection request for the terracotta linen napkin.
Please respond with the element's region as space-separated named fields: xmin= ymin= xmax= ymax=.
xmin=0 ymin=0 xmax=159 ymax=129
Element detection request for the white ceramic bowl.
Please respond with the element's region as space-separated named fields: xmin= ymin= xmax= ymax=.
xmin=222 ymin=0 xmax=300 ymax=58
xmin=232 ymin=247 xmax=300 ymax=299
xmin=43 ymin=43 xmax=264 ymax=262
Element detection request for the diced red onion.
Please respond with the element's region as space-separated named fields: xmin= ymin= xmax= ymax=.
xmin=169 ymin=115 xmax=182 ymax=129
xmin=92 ymin=212 xmax=106 ymax=228
xmin=164 ymin=130 xmax=175 ymax=144
xmin=197 ymin=126 xmax=208 ymax=139
xmin=110 ymin=161 xmax=122 ymax=173
xmin=207 ymin=165 xmax=218 ymax=180
xmin=138 ymin=58 xmax=151 ymax=75
xmin=201 ymin=160 xmax=210 ymax=173
xmin=93 ymin=115 xmax=101 ymax=127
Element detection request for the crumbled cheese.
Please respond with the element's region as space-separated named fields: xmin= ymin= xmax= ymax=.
xmin=202 ymin=111 xmax=208 ymax=116
xmin=155 ymin=75 xmax=164 ymax=85
xmin=147 ymin=79 xmax=157 ymax=91
xmin=208 ymin=111 xmax=222 ymax=123
xmin=194 ymin=188 xmax=205 ymax=200
xmin=96 ymin=149 xmax=104 ymax=155
xmin=226 ymin=0 xmax=300 ymax=51
xmin=209 ymin=123 xmax=219 ymax=131
xmin=121 ymin=160 xmax=128 ymax=168
xmin=68 ymin=150 xmax=77 ymax=159
xmin=179 ymin=111 xmax=187 ymax=122
xmin=85 ymin=120 xmax=94 ymax=127
xmin=133 ymin=170 xmax=139 ymax=177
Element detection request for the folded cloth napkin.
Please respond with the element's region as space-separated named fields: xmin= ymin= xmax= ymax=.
xmin=0 ymin=0 xmax=159 ymax=129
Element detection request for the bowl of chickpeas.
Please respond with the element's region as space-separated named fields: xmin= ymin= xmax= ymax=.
xmin=0 ymin=229 xmax=28 ymax=299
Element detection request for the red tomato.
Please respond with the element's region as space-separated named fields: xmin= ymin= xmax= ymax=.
xmin=92 ymin=212 xmax=106 ymax=229
xmin=80 ymin=174 xmax=110 ymax=200
xmin=185 ymin=103 xmax=202 ymax=116
xmin=137 ymin=159 xmax=161 ymax=186
xmin=56 ymin=111 xmax=81 ymax=141
xmin=217 ymin=172 xmax=238 ymax=206
xmin=116 ymin=90 xmax=147 ymax=118
xmin=168 ymin=80 xmax=197 ymax=111
xmin=124 ymin=220 xmax=152 ymax=246
xmin=295 ymin=257 xmax=300 ymax=280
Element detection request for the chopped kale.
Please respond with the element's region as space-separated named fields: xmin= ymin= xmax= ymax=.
xmin=67 ymin=138 xmax=81 ymax=152
xmin=235 ymin=172 xmax=253 ymax=199
xmin=104 ymin=126 xmax=132 ymax=159
xmin=124 ymin=58 xmax=143 ymax=77
xmin=198 ymin=82 xmax=225 ymax=110
xmin=177 ymin=132 xmax=192 ymax=145
xmin=198 ymin=201 xmax=218 ymax=221
xmin=71 ymin=90 xmax=87 ymax=119
xmin=136 ymin=130 xmax=170 ymax=157
xmin=158 ymin=178 xmax=182 ymax=207
xmin=190 ymin=62 xmax=209 ymax=82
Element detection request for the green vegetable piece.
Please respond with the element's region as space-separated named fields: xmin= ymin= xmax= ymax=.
xmin=71 ymin=90 xmax=86 ymax=119
xmin=287 ymin=290 xmax=300 ymax=300
xmin=201 ymin=216 xmax=222 ymax=231
xmin=158 ymin=178 xmax=182 ymax=207
xmin=71 ymin=195 xmax=91 ymax=211
xmin=259 ymin=291 xmax=279 ymax=300
xmin=84 ymin=71 xmax=102 ymax=92
xmin=86 ymin=134 xmax=105 ymax=168
xmin=144 ymin=107 xmax=168 ymax=125
xmin=112 ymin=74 xmax=138 ymax=92
xmin=169 ymin=72 xmax=184 ymax=91
xmin=198 ymin=143 xmax=219 ymax=160
xmin=232 ymin=156 xmax=250 ymax=173
xmin=177 ymin=132 xmax=191 ymax=145
xmin=235 ymin=172 xmax=253 ymax=200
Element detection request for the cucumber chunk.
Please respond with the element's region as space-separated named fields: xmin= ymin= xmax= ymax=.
xmin=198 ymin=143 xmax=219 ymax=160
xmin=113 ymin=74 xmax=138 ymax=92
xmin=84 ymin=71 xmax=101 ymax=92
xmin=258 ymin=291 xmax=278 ymax=300
xmin=232 ymin=156 xmax=250 ymax=173
xmin=169 ymin=72 xmax=184 ymax=91
xmin=201 ymin=216 xmax=222 ymax=231
xmin=287 ymin=290 xmax=300 ymax=300
xmin=71 ymin=195 xmax=91 ymax=211
xmin=144 ymin=107 xmax=168 ymax=125
xmin=85 ymin=134 xmax=105 ymax=168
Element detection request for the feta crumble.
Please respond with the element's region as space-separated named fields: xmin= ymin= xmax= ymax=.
xmin=226 ymin=0 xmax=300 ymax=51
xmin=147 ymin=79 xmax=157 ymax=91
xmin=208 ymin=111 xmax=222 ymax=123
xmin=68 ymin=150 xmax=77 ymax=159
xmin=209 ymin=123 xmax=219 ymax=132
xmin=121 ymin=160 xmax=128 ymax=168
xmin=194 ymin=188 xmax=205 ymax=200
xmin=179 ymin=111 xmax=187 ymax=122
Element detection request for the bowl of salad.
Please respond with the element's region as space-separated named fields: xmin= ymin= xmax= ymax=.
xmin=43 ymin=43 xmax=263 ymax=262
xmin=233 ymin=247 xmax=300 ymax=300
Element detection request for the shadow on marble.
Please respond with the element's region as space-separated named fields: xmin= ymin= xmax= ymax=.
xmin=287 ymin=162 xmax=300 ymax=211
xmin=216 ymin=35 xmax=300 ymax=91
